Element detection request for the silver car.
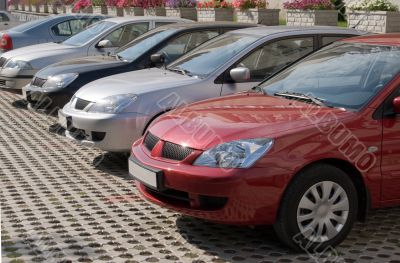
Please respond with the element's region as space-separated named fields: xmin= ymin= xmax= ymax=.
xmin=0 ymin=16 xmax=190 ymax=90
xmin=0 ymin=14 xmax=105 ymax=52
xmin=0 ymin=11 xmax=24 ymax=31
xmin=59 ymin=26 xmax=364 ymax=152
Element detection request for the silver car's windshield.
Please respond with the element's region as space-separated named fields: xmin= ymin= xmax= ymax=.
xmin=167 ymin=33 xmax=259 ymax=78
xmin=10 ymin=18 xmax=48 ymax=32
xmin=261 ymin=43 xmax=400 ymax=110
xmin=63 ymin=21 xmax=115 ymax=46
xmin=117 ymin=28 xmax=178 ymax=62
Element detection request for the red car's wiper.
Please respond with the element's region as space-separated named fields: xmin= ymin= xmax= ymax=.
xmin=274 ymin=91 xmax=331 ymax=107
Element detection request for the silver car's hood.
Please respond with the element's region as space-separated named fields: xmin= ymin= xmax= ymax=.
xmin=1 ymin=42 xmax=81 ymax=68
xmin=76 ymin=68 xmax=202 ymax=102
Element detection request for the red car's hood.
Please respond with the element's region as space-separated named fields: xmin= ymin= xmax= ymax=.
xmin=148 ymin=93 xmax=355 ymax=150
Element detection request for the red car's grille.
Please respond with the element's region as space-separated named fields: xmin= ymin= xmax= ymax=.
xmin=144 ymin=132 xmax=159 ymax=151
xmin=144 ymin=132 xmax=194 ymax=161
xmin=161 ymin=141 xmax=194 ymax=161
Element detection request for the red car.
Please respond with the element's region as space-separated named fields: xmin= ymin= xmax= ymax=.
xmin=129 ymin=34 xmax=400 ymax=251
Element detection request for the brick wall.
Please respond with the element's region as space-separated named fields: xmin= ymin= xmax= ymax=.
xmin=286 ymin=10 xmax=337 ymax=26
xmin=236 ymin=9 xmax=280 ymax=25
xmin=197 ymin=8 xmax=234 ymax=22
xmin=348 ymin=11 xmax=400 ymax=33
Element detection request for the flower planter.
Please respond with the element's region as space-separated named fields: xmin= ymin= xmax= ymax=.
xmin=107 ymin=7 xmax=124 ymax=16
xmin=80 ymin=6 xmax=93 ymax=13
xmin=32 ymin=4 xmax=40 ymax=13
xmin=51 ymin=5 xmax=63 ymax=14
xmin=166 ymin=7 xmax=197 ymax=20
xmin=348 ymin=11 xmax=400 ymax=33
xmin=145 ymin=7 xmax=166 ymax=16
xmin=286 ymin=9 xmax=337 ymax=26
xmin=197 ymin=8 xmax=234 ymax=22
xmin=236 ymin=8 xmax=280 ymax=25
xmin=65 ymin=5 xmax=75 ymax=13
xmin=17 ymin=4 xmax=25 ymax=11
xmin=123 ymin=7 xmax=145 ymax=16
xmin=93 ymin=6 xmax=108 ymax=14
xmin=39 ymin=4 xmax=49 ymax=13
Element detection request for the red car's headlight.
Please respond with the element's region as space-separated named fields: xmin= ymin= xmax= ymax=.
xmin=193 ymin=138 xmax=274 ymax=169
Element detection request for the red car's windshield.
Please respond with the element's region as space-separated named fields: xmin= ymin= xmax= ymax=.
xmin=262 ymin=42 xmax=400 ymax=110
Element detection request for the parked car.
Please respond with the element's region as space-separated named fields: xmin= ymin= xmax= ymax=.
xmin=59 ymin=27 xmax=363 ymax=152
xmin=129 ymin=33 xmax=400 ymax=251
xmin=23 ymin=22 xmax=256 ymax=111
xmin=0 ymin=11 xmax=24 ymax=31
xmin=0 ymin=16 xmax=190 ymax=90
xmin=0 ymin=14 xmax=106 ymax=52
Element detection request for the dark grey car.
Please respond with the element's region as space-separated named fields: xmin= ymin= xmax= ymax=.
xmin=0 ymin=14 xmax=106 ymax=52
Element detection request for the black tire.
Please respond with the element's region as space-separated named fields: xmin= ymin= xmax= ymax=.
xmin=273 ymin=163 xmax=358 ymax=252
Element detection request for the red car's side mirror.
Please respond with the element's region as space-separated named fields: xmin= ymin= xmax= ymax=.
xmin=393 ymin=97 xmax=400 ymax=114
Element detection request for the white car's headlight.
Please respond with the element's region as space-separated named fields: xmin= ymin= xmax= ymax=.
xmin=4 ymin=59 xmax=33 ymax=70
xmin=193 ymin=138 xmax=273 ymax=168
xmin=42 ymin=73 xmax=78 ymax=89
xmin=87 ymin=94 xmax=138 ymax=114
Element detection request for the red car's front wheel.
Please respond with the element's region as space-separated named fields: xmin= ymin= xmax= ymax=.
xmin=274 ymin=164 xmax=358 ymax=252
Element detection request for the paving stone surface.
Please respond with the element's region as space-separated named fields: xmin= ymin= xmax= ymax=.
xmin=1 ymin=90 xmax=400 ymax=263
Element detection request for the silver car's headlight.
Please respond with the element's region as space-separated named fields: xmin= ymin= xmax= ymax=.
xmin=4 ymin=59 xmax=33 ymax=70
xmin=87 ymin=94 xmax=138 ymax=114
xmin=42 ymin=73 xmax=78 ymax=89
xmin=193 ymin=138 xmax=273 ymax=168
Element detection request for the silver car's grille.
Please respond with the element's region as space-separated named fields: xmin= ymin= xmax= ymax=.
xmin=161 ymin=142 xmax=194 ymax=161
xmin=0 ymin=57 xmax=7 ymax=68
xmin=0 ymin=79 xmax=5 ymax=86
xmin=144 ymin=132 xmax=159 ymax=152
xmin=75 ymin=98 xmax=92 ymax=110
xmin=31 ymin=77 xmax=47 ymax=88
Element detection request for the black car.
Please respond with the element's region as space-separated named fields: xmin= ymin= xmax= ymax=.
xmin=22 ymin=22 xmax=257 ymax=111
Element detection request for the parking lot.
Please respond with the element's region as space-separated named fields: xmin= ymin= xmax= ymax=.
xmin=1 ymin=89 xmax=400 ymax=262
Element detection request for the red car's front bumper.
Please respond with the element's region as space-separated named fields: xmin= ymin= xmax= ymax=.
xmin=131 ymin=140 xmax=292 ymax=225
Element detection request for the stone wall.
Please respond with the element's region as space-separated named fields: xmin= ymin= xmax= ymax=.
xmin=165 ymin=8 xmax=197 ymax=20
xmin=11 ymin=10 xmax=48 ymax=21
xmin=287 ymin=10 xmax=337 ymax=26
xmin=236 ymin=9 xmax=280 ymax=25
xmin=348 ymin=11 xmax=400 ymax=33
xmin=197 ymin=8 xmax=234 ymax=22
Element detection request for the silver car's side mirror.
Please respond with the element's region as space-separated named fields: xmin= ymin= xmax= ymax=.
xmin=97 ymin=39 xmax=112 ymax=48
xmin=230 ymin=67 xmax=251 ymax=82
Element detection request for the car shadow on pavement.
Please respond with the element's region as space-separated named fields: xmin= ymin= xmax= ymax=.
xmin=175 ymin=216 xmax=298 ymax=261
xmin=11 ymin=98 xmax=28 ymax=110
xmin=92 ymin=152 xmax=130 ymax=179
xmin=174 ymin=206 xmax=400 ymax=262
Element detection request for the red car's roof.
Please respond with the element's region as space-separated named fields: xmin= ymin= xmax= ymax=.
xmin=342 ymin=33 xmax=400 ymax=46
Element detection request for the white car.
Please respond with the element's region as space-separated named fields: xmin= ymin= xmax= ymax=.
xmin=0 ymin=16 xmax=190 ymax=89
